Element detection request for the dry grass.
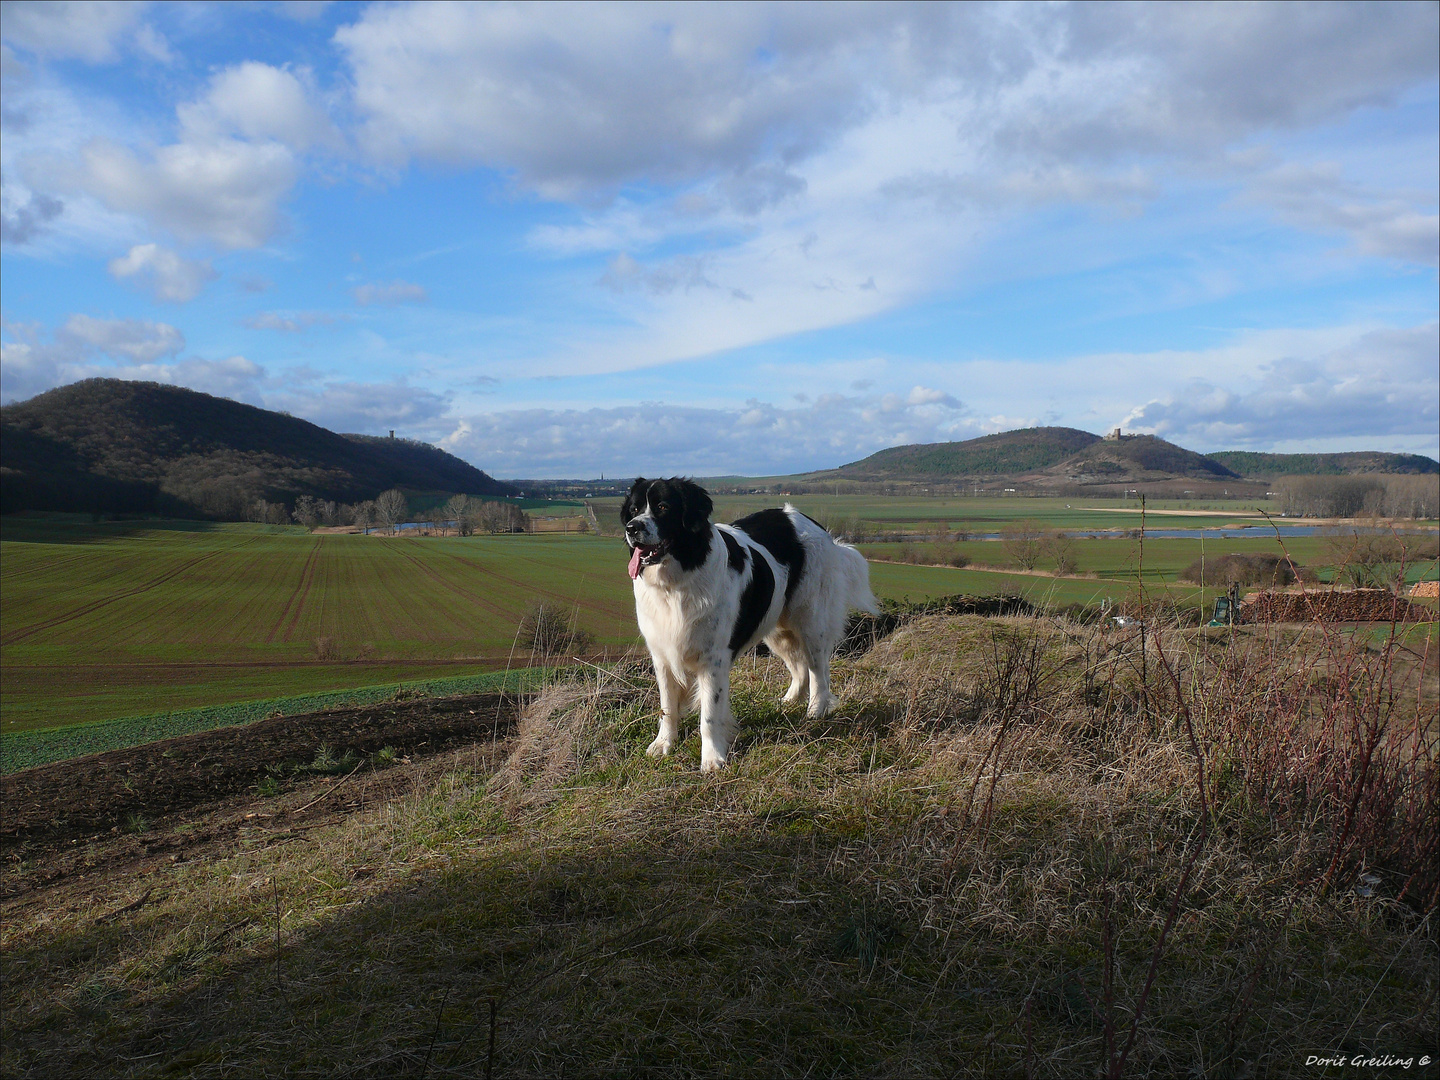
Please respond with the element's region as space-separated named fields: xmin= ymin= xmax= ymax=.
xmin=2 ymin=612 xmax=1436 ymax=1078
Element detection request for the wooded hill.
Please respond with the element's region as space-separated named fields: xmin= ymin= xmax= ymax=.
xmin=1207 ymin=450 xmax=1439 ymax=477
xmin=0 ymin=379 xmax=515 ymax=518
xmin=804 ymin=426 xmax=1437 ymax=487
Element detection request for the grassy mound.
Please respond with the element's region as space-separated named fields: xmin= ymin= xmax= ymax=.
xmin=3 ymin=614 xmax=1435 ymax=1078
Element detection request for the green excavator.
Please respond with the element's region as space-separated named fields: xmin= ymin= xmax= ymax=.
xmin=1208 ymin=583 xmax=1243 ymax=627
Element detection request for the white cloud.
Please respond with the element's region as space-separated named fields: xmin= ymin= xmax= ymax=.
xmin=432 ymin=318 xmax=1438 ymax=476
xmin=17 ymin=61 xmax=320 ymax=250
xmin=1239 ymin=162 xmax=1439 ymax=266
xmin=335 ymin=3 xmax=1436 ymax=191
xmin=112 ymin=354 xmax=266 ymax=400
xmin=130 ymin=22 xmax=172 ymax=65
xmin=1120 ymin=323 xmax=1440 ymax=449
xmin=461 ymin=3 xmax=1436 ymax=379
xmin=243 ymin=310 xmax=337 ymax=332
xmin=0 ymin=312 xmax=194 ymax=401
xmin=57 ymin=313 xmax=184 ymax=361
xmin=107 ymin=243 xmax=217 ymax=302
xmin=906 ymin=386 xmax=962 ymax=408
xmin=438 ymin=390 xmax=989 ymax=478
xmin=264 ymin=379 xmax=451 ymax=434
xmin=0 ymin=1 xmax=148 ymax=63
xmin=177 ymin=62 xmax=339 ymax=152
xmin=352 ymin=280 xmax=428 ymax=306
xmin=56 ymin=137 xmax=296 ymax=249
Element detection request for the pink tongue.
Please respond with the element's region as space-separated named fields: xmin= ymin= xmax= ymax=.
xmin=628 ymin=546 xmax=643 ymax=579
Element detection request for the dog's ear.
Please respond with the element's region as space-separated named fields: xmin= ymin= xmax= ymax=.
xmin=622 ymin=478 xmax=647 ymax=522
xmin=678 ymin=478 xmax=713 ymax=533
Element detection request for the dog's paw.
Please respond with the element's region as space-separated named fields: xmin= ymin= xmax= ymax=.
xmin=782 ymin=684 xmax=805 ymax=704
xmin=806 ymin=694 xmax=838 ymax=719
xmin=645 ymin=736 xmax=673 ymax=758
xmin=699 ymin=748 xmax=728 ymax=772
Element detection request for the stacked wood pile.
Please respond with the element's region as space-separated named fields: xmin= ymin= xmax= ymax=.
xmin=1241 ymin=588 xmax=1432 ymax=623
xmin=1408 ymin=580 xmax=1439 ymax=599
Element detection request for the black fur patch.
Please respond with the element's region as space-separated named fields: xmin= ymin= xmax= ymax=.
xmin=729 ymin=546 xmax=775 ymax=657
xmin=720 ymin=530 xmax=746 ymax=573
xmin=732 ymin=509 xmax=805 ymax=601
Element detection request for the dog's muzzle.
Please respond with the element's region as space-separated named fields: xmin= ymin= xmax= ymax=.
xmin=627 ymin=539 xmax=668 ymax=579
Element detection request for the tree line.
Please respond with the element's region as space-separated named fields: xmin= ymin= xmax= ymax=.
xmin=245 ymin=489 xmax=532 ymax=535
xmin=1273 ymin=474 xmax=1439 ymax=518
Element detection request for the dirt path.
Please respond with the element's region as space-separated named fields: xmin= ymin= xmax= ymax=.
xmin=0 ymin=691 xmax=526 ymax=905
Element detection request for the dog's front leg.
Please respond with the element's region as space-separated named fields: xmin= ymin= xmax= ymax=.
xmin=696 ymin=657 xmax=737 ymax=772
xmin=647 ymin=661 xmax=684 ymax=757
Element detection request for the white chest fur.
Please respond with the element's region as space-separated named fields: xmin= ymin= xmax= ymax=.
xmin=633 ymin=546 xmax=731 ymax=676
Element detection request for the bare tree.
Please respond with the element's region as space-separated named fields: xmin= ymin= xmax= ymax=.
xmin=353 ymin=500 xmax=377 ymax=535
xmin=1042 ymin=531 xmax=1077 ymax=575
xmin=292 ymin=495 xmax=322 ymax=529
xmin=376 ymin=488 xmax=409 ymax=534
xmin=1001 ymin=519 xmax=1046 ymax=570
xmin=443 ymin=493 xmax=469 ymax=537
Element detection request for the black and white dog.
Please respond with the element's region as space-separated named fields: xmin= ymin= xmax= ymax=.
xmin=622 ymin=477 xmax=879 ymax=771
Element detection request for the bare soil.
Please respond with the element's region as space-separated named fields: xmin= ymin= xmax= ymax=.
xmin=0 ymin=692 xmax=525 ymax=905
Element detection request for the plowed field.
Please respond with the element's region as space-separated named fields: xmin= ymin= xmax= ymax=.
xmin=1 ymin=692 xmax=524 ymax=866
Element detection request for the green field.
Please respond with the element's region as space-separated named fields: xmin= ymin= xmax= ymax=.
xmin=3 ymin=505 xmax=1434 ymax=739
xmin=0 ymin=520 xmax=632 ymax=734
xmin=1 ymin=518 xmax=976 ymax=735
xmin=589 ymin=492 xmax=1278 ymax=532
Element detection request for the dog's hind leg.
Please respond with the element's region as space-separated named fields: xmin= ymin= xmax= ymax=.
xmin=803 ymin=633 xmax=839 ymax=719
xmin=647 ymin=661 xmax=685 ymax=758
xmin=765 ymin=626 xmax=810 ymax=706
xmin=695 ymin=657 xmax=738 ymax=772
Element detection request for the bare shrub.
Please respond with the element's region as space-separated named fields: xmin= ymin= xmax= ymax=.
xmin=313 ymin=636 xmax=335 ymax=661
xmin=518 ymin=601 xmax=594 ymax=659
xmin=1325 ymin=528 xmax=1436 ymax=589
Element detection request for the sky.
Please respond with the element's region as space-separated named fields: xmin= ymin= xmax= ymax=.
xmin=1 ymin=1 xmax=1437 ymax=479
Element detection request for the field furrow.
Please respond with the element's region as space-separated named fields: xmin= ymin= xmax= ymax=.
xmin=0 ymin=545 xmax=238 ymax=647
xmin=267 ymin=537 xmax=323 ymax=644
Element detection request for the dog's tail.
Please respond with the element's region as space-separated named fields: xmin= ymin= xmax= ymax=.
xmin=835 ymin=539 xmax=881 ymax=615
xmin=786 ymin=503 xmax=881 ymax=615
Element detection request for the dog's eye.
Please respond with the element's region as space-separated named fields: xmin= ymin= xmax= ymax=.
xmin=656 ymin=502 xmax=669 ymax=513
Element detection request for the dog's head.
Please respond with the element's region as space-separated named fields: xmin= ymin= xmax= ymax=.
xmin=621 ymin=477 xmax=714 ymax=579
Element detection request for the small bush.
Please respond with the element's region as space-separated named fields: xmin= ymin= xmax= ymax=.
xmin=518 ymin=601 xmax=594 ymax=657
xmin=1179 ymin=552 xmax=1315 ymax=586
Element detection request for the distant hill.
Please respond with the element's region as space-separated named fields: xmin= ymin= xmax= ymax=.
xmin=1038 ymin=434 xmax=1240 ymax=484
xmin=796 ymin=427 xmax=1436 ymax=489
xmin=1 ymin=379 xmax=515 ymax=518
xmin=817 ymin=427 xmax=1102 ymax=480
xmin=1205 ymin=450 xmax=1439 ymax=478
xmin=812 ymin=427 xmax=1239 ymax=486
